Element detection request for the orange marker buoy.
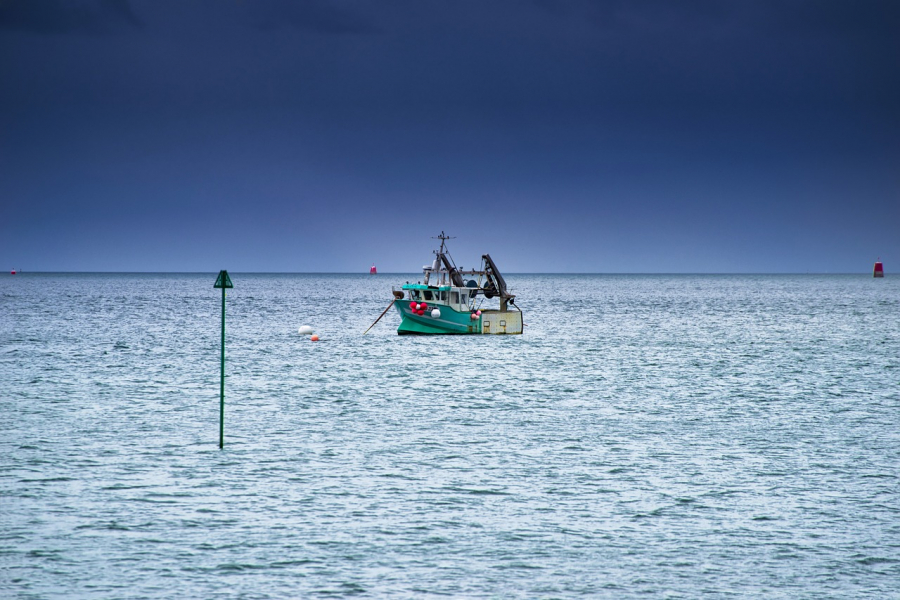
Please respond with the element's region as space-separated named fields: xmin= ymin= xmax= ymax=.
xmin=311 ymin=334 xmax=319 ymax=341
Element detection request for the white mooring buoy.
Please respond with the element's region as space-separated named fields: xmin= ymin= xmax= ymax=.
xmin=431 ymin=308 xmax=441 ymax=319
xmin=298 ymin=325 xmax=314 ymax=335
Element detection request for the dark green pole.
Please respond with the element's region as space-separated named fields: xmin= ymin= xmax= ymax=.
xmin=219 ymin=283 xmax=225 ymax=449
xmin=214 ymin=270 xmax=232 ymax=449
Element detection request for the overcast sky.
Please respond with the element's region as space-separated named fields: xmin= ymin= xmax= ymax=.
xmin=1 ymin=0 xmax=897 ymax=272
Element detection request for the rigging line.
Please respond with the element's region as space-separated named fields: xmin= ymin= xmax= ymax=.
xmin=363 ymin=299 xmax=395 ymax=335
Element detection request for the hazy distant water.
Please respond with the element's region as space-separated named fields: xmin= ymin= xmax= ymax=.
xmin=2 ymin=273 xmax=899 ymax=599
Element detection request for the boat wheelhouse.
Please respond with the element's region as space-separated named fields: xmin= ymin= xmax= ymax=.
xmin=392 ymin=232 xmax=523 ymax=335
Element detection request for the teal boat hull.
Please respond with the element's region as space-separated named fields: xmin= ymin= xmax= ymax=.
xmin=394 ymin=302 xmax=481 ymax=335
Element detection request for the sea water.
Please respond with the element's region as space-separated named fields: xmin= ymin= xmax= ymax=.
xmin=1 ymin=273 xmax=898 ymax=598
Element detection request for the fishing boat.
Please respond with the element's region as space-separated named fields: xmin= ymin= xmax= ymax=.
xmin=389 ymin=232 xmax=523 ymax=335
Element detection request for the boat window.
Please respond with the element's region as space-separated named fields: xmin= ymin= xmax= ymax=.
xmin=424 ymin=290 xmax=433 ymax=301
xmin=450 ymin=291 xmax=459 ymax=305
xmin=440 ymin=291 xmax=447 ymax=301
xmin=461 ymin=292 xmax=467 ymax=306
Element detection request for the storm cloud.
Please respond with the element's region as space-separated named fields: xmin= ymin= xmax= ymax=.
xmin=1 ymin=0 xmax=897 ymax=272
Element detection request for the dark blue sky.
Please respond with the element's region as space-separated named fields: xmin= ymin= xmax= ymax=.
xmin=1 ymin=0 xmax=897 ymax=272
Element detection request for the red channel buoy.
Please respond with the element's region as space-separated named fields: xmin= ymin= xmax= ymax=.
xmin=874 ymin=259 xmax=884 ymax=278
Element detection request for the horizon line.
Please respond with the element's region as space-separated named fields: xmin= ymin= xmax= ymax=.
xmin=2 ymin=271 xmax=880 ymax=276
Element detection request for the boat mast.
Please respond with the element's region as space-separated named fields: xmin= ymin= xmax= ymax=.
xmin=432 ymin=231 xmax=455 ymax=286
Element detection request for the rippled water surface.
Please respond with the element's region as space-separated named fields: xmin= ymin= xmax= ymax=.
xmin=2 ymin=273 xmax=899 ymax=598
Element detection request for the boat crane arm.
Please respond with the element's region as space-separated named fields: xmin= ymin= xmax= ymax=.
xmin=440 ymin=253 xmax=466 ymax=287
xmin=481 ymin=253 xmax=512 ymax=300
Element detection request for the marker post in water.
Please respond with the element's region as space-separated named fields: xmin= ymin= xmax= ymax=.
xmin=214 ymin=270 xmax=233 ymax=449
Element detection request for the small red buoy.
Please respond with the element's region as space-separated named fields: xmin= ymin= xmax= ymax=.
xmin=311 ymin=334 xmax=319 ymax=341
xmin=874 ymin=259 xmax=884 ymax=278
xmin=420 ymin=303 xmax=428 ymax=311
xmin=409 ymin=302 xmax=416 ymax=310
